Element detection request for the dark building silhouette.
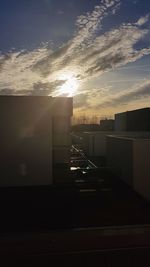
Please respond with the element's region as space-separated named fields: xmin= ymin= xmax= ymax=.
xmin=0 ymin=96 xmax=73 ymax=186
xmin=115 ymin=107 xmax=150 ymax=131
xmin=0 ymin=99 xmax=150 ymax=265
xmin=71 ymin=124 xmax=101 ymax=132
xmin=100 ymin=119 xmax=114 ymax=131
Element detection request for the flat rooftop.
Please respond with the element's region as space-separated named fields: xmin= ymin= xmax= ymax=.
xmin=0 ymin=144 xmax=149 ymax=234
xmin=108 ymin=135 xmax=150 ymax=140
xmin=0 ymin=169 xmax=150 ymax=234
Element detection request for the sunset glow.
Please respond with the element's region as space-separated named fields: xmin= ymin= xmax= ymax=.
xmin=55 ymin=72 xmax=79 ymax=97
xmin=0 ymin=0 xmax=150 ymax=117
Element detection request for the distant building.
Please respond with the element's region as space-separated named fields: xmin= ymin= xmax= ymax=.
xmin=71 ymin=124 xmax=101 ymax=132
xmin=78 ymin=130 xmax=150 ymax=158
xmin=100 ymin=119 xmax=114 ymax=131
xmin=115 ymin=107 xmax=150 ymax=131
xmin=0 ymin=96 xmax=73 ymax=187
xmin=79 ymin=131 xmax=114 ymax=157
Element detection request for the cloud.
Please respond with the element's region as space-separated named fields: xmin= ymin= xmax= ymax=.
xmin=0 ymin=88 xmax=16 ymax=95
xmin=0 ymin=53 xmax=12 ymax=71
xmin=78 ymin=22 xmax=150 ymax=78
xmin=74 ymin=86 xmax=112 ymax=112
xmin=95 ymin=79 xmax=150 ymax=108
xmin=75 ymin=0 xmax=120 ymax=45
xmin=0 ymin=47 xmax=50 ymax=92
xmin=0 ymin=0 xmax=150 ymax=104
xmin=34 ymin=10 xmax=150 ymax=89
xmin=73 ymin=93 xmax=89 ymax=108
xmin=136 ymin=14 xmax=149 ymax=26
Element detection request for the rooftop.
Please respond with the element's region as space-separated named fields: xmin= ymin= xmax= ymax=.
xmin=0 ymin=145 xmax=150 ymax=234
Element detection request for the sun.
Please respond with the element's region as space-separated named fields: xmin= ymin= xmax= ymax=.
xmin=56 ymin=72 xmax=79 ymax=97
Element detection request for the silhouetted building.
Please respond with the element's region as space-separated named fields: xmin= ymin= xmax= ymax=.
xmin=71 ymin=124 xmax=100 ymax=132
xmin=80 ymin=131 xmax=114 ymax=157
xmin=77 ymin=131 xmax=150 ymax=158
xmin=115 ymin=107 xmax=150 ymax=131
xmin=107 ymin=134 xmax=150 ymax=201
xmin=0 ymin=96 xmax=73 ymax=187
xmin=1 ymin=100 xmax=150 ymax=265
xmin=100 ymin=119 xmax=114 ymax=131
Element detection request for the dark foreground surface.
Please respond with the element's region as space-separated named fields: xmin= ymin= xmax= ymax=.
xmin=0 ymin=170 xmax=150 ymax=266
xmin=0 ymin=170 xmax=150 ymax=233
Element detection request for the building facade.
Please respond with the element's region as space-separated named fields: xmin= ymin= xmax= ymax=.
xmin=100 ymin=119 xmax=114 ymax=131
xmin=107 ymin=135 xmax=150 ymax=201
xmin=0 ymin=96 xmax=73 ymax=187
xmin=115 ymin=108 xmax=150 ymax=131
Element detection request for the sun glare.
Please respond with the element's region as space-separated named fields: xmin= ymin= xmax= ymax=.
xmin=56 ymin=72 xmax=79 ymax=97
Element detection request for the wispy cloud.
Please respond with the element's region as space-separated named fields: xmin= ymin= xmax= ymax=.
xmin=95 ymin=79 xmax=150 ymax=108
xmin=135 ymin=14 xmax=149 ymax=26
xmin=0 ymin=0 xmax=150 ymax=111
xmin=0 ymin=47 xmax=50 ymax=92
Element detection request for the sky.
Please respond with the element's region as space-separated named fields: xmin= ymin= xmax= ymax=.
xmin=0 ymin=0 xmax=150 ymax=118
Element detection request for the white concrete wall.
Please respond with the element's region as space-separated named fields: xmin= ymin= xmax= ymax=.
xmin=0 ymin=96 xmax=53 ymax=186
xmin=133 ymin=140 xmax=150 ymax=201
xmin=90 ymin=133 xmax=107 ymax=157
xmin=107 ymin=135 xmax=150 ymax=201
xmin=82 ymin=132 xmax=114 ymax=157
xmin=81 ymin=131 xmax=150 ymax=157
xmin=52 ymin=116 xmax=71 ymax=164
xmin=52 ymin=98 xmax=73 ymax=166
xmin=115 ymin=112 xmax=127 ymax=131
xmin=106 ymin=136 xmax=133 ymax=186
xmin=52 ymin=97 xmax=73 ymax=116
xmin=52 ymin=116 xmax=71 ymax=146
xmin=0 ymin=96 xmax=73 ymax=187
